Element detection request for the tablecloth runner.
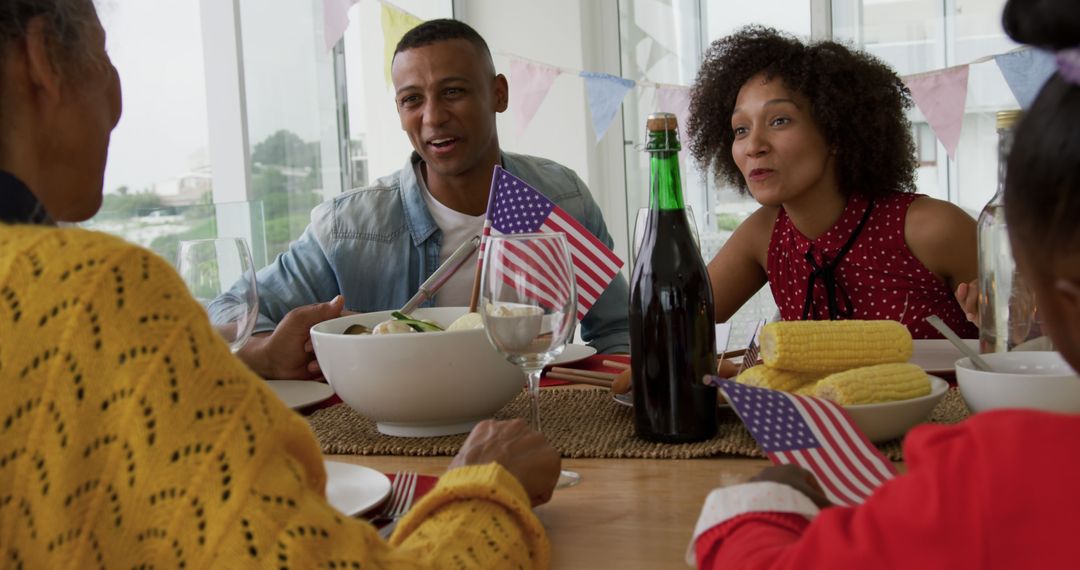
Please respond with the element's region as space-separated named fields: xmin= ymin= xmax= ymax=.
xmin=307 ymin=387 xmax=971 ymax=462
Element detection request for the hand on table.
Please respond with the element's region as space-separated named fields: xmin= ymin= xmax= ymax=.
xmin=955 ymin=279 xmax=979 ymax=324
xmin=449 ymin=419 xmax=561 ymax=507
xmin=237 ymin=296 xmax=348 ymax=379
xmin=751 ymin=464 xmax=834 ymax=509
xmin=717 ymin=358 xmax=739 ymax=379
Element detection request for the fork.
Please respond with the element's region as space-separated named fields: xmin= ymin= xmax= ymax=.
xmin=374 ymin=471 xmax=418 ymax=538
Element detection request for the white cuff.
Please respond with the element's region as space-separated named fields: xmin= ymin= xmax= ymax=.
xmin=684 ymin=481 xmax=821 ymax=566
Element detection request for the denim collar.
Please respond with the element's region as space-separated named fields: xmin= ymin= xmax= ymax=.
xmin=400 ymin=153 xmax=438 ymax=247
xmin=399 ymin=151 xmax=511 ymax=247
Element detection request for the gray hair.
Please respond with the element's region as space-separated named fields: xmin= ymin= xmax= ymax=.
xmin=0 ymin=0 xmax=99 ymax=70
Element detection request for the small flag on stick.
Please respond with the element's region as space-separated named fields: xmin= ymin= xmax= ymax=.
xmin=713 ymin=377 xmax=898 ymax=506
xmin=479 ymin=166 xmax=623 ymax=321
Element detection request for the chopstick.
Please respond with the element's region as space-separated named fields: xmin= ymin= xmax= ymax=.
xmin=545 ymin=371 xmax=612 ymax=388
xmin=598 ymin=350 xmax=745 ymax=373
xmin=602 ymin=360 xmax=630 ymax=370
xmin=549 ymin=367 xmax=616 ymax=381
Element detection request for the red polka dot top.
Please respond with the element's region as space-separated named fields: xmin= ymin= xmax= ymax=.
xmin=766 ymin=192 xmax=978 ymax=339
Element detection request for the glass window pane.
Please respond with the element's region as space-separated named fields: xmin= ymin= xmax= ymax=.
xmin=832 ymin=0 xmax=1018 ymax=214
xmin=341 ymin=1 xmax=453 ymax=189
xmin=85 ymin=0 xmax=217 ymax=263
xmin=238 ymin=0 xmax=346 ymax=259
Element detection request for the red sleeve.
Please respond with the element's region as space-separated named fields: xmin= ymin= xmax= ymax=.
xmin=695 ymin=512 xmax=810 ymax=570
xmin=694 ymin=422 xmax=988 ymax=569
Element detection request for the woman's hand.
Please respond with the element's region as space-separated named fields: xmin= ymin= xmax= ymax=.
xmin=751 ymin=464 xmax=834 ymax=509
xmin=954 ymin=279 xmax=979 ymax=324
xmin=450 ymin=419 xmax=561 ymax=507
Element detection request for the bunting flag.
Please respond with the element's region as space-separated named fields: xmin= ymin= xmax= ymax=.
xmin=904 ymin=66 xmax=970 ymax=160
xmin=322 ymin=0 xmax=360 ymax=52
xmin=655 ymin=85 xmax=692 ymax=144
xmin=580 ymin=72 xmax=635 ymax=142
xmin=510 ymin=59 xmax=562 ymax=136
xmin=995 ymin=48 xmax=1056 ymax=110
xmin=715 ymin=378 xmax=898 ymax=507
xmin=381 ymin=2 xmax=423 ymax=86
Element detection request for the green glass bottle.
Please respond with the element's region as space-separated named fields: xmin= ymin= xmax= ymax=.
xmin=629 ymin=113 xmax=718 ymax=443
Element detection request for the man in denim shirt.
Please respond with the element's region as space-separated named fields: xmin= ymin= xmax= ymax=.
xmin=226 ymin=19 xmax=629 ymax=379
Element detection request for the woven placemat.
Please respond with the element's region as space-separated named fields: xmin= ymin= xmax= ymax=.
xmin=308 ymin=388 xmax=971 ymax=461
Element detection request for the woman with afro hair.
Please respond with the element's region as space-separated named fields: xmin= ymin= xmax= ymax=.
xmin=689 ymin=1 xmax=1080 ymax=565
xmin=688 ymin=26 xmax=977 ymax=339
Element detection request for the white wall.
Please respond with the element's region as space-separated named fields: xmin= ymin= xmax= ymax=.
xmin=457 ymin=0 xmax=632 ymax=265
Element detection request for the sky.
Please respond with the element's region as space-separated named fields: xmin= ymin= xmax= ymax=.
xmin=99 ymin=0 xmax=210 ymax=194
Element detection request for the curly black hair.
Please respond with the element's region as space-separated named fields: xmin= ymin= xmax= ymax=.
xmin=687 ymin=26 xmax=917 ymax=200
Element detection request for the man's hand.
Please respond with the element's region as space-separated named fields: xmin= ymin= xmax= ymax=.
xmin=237 ymin=296 xmax=347 ymax=379
xmin=449 ymin=419 xmax=561 ymax=507
xmin=751 ymin=464 xmax=834 ymax=509
xmin=955 ymin=279 xmax=979 ymax=324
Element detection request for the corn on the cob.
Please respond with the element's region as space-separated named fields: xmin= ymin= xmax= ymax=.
xmin=736 ymin=365 xmax=823 ymax=392
xmin=813 ymin=363 xmax=929 ymax=405
xmin=759 ymin=320 xmax=913 ymax=373
xmin=794 ymin=381 xmax=820 ymax=396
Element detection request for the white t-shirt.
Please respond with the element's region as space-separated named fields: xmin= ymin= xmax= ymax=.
xmin=416 ymin=162 xmax=486 ymax=307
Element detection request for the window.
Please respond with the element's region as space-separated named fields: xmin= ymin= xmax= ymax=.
xmin=616 ymin=0 xmax=813 ymax=336
xmin=832 ymin=0 xmax=1018 ymax=215
xmin=86 ymin=0 xmax=220 ymax=265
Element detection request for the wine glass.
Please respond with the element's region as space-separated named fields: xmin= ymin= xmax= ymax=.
xmin=632 ymin=205 xmax=699 ymax=265
xmin=480 ymin=233 xmax=581 ymax=488
xmin=177 ymin=238 xmax=259 ymax=352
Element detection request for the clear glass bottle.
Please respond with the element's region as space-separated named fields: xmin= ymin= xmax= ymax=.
xmin=629 ymin=112 xmax=717 ymax=443
xmin=977 ymin=110 xmax=1042 ymax=352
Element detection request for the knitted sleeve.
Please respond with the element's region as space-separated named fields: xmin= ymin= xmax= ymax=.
xmin=0 ymin=226 xmax=548 ymax=569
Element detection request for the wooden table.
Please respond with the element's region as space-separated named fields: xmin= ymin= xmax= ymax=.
xmin=326 ymin=453 xmax=771 ymax=569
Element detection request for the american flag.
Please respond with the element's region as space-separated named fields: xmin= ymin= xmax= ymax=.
xmin=482 ymin=166 xmax=623 ymax=321
xmin=714 ymin=378 xmax=897 ymax=506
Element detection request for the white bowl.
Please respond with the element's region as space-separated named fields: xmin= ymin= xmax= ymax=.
xmin=843 ymin=376 xmax=949 ymax=442
xmin=310 ymin=307 xmax=524 ymax=437
xmin=955 ymin=351 xmax=1080 ymax=414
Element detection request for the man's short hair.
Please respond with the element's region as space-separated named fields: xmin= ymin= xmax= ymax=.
xmin=393 ymin=18 xmax=494 ymax=72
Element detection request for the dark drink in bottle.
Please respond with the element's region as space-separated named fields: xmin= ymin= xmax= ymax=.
xmin=629 ymin=113 xmax=718 ymax=443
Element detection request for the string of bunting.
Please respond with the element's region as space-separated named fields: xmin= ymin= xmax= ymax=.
xmin=325 ymin=0 xmax=1057 ymax=158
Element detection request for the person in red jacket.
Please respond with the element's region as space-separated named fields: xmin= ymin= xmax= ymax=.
xmin=691 ymin=1 xmax=1080 ymax=568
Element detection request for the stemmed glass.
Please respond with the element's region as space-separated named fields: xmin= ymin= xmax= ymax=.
xmin=480 ymin=233 xmax=581 ymax=488
xmin=177 ymin=238 xmax=259 ymax=353
xmin=632 ymin=205 xmax=698 ymax=260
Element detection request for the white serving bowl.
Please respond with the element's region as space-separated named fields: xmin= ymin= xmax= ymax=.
xmin=955 ymin=351 xmax=1080 ymax=414
xmin=844 ymin=376 xmax=949 ymax=442
xmin=310 ymin=307 xmax=524 ymax=437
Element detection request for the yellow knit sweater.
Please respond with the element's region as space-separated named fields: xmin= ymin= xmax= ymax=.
xmin=0 ymin=225 xmax=549 ymax=569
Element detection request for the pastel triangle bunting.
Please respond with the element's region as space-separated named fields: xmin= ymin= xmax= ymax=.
xmin=322 ymin=0 xmax=360 ymax=52
xmin=904 ymin=65 xmax=970 ymax=160
xmin=655 ymin=85 xmax=692 ymax=143
xmin=994 ymin=48 xmax=1056 ymax=110
xmin=510 ymin=59 xmax=562 ymax=136
xmin=580 ymin=71 xmax=636 ymax=142
xmin=382 ymin=2 xmax=424 ymax=86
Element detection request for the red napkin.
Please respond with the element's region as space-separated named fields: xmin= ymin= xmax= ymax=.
xmin=540 ymin=354 xmax=630 ymax=387
xmin=368 ymin=472 xmax=439 ymax=528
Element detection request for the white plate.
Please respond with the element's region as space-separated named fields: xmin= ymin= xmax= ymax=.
xmin=910 ymin=339 xmax=978 ymax=375
xmin=266 ymin=380 xmax=335 ymax=410
xmin=843 ymin=376 xmax=949 ymax=442
xmin=550 ymin=344 xmax=597 ymax=367
xmin=323 ymin=461 xmax=392 ymax=517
